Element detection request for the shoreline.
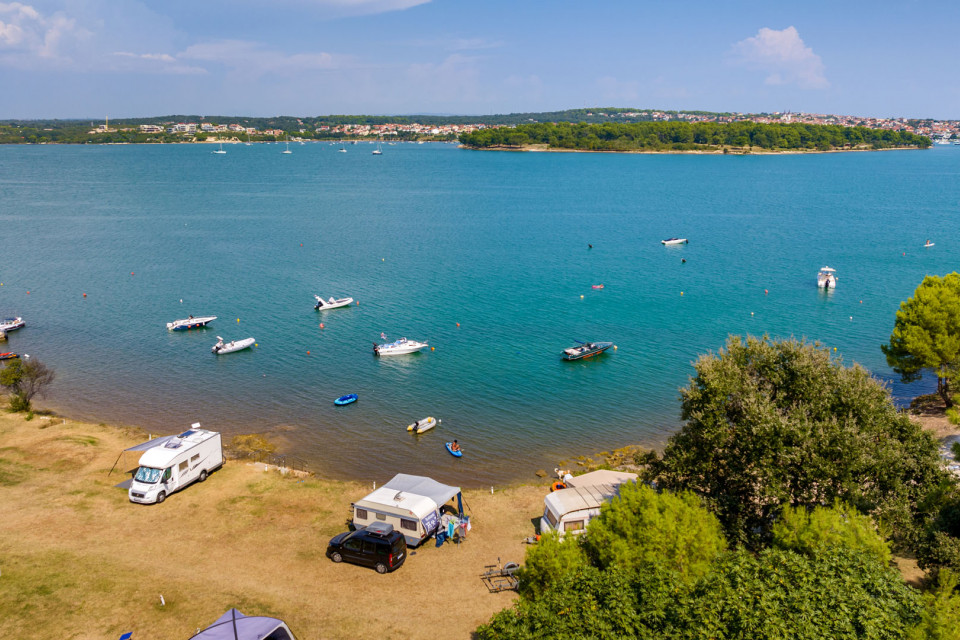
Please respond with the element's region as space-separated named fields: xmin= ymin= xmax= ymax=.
xmin=459 ymin=144 xmax=927 ymax=155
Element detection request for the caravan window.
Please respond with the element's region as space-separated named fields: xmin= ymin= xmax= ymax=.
xmin=178 ymin=461 xmax=188 ymax=473
xmin=400 ymin=518 xmax=417 ymax=532
xmin=543 ymin=507 xmax=559 ymax=528
xmin=564 ymin=520 xmax=585 ymax=533
xmin=191 ymin=454 xmax=199 ymax=464
xmin=356 ymin=508 xmax=368 ymax=520
xmin=376 ymin=513 xmax=386 ymax=521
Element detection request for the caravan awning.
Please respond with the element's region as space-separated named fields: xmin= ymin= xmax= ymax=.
xmin=124 ymin=435 xmax=176 ymax=452
xmin=189 ymin=608 xmax=295 ymax=640
xmin=382 ymin=473 xmax=460 ymax=506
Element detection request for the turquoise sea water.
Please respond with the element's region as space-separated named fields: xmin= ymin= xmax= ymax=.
xmin=1 ymin=142 xmax=958 ymax=485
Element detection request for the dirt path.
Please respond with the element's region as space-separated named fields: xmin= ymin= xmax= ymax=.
xmin=0 ymin=413 xmax=543 ymax=639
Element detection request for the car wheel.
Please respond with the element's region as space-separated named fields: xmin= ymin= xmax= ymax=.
xmin=375 ymin=562 xmax=388 ymax=574
xmin=199 ymin=470 xmax=208 ymax=482
xmin=331 ymin=552 xmax=343 ymax=563
xmin=156 ymin=491 xmax=166 ymax=504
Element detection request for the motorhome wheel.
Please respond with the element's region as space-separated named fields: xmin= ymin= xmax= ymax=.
xmin=331 ymin=552 xmax=343 ymax=563
xmin=199 ymin=470 xmax=208 ymax=482
xmin=156 ymin=491 xmax=166 ymax=504
xmin=375 ymin=562 xmax=388 ymax=574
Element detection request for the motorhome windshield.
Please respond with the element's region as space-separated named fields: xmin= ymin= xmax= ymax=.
xmin=135 ymin=466 xmax=162 ymax=484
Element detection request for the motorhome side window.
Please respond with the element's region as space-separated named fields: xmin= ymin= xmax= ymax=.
xmin=179 ymin=461 xmax=188 ymax=473
xmin=162 ymin=468 xmax=172 ymax=482
xmin=376 ymin=513 xmax=386 ymax=521
xmin=190 ymin=454 xmax=199 ymax=463
xmin=356 ymin=508 xmax=368 ymax=520
xmin=400 ymin=518 xmax=417 ymax=531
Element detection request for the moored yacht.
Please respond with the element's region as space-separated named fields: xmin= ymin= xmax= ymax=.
xmin=817 ymin=266 xmax=837 ymax=289
xmin=562 ymin=340 xmax=614 ymax=361
xmin=373 ymin=337 xmax=429 ymax=356
xmin=167 ymin=315 xmax=217 ymax=331
xmin=0 ymin=317 xmax=25 ymax=332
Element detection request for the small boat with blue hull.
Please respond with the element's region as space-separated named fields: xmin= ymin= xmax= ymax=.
xmin=562 ymin=340 xmax=614 ymax=361
xmin=167 ymin=315 xmax=217 ymax=331
xmin=445 ymin=441 xmax=463 ymax=457
xmin=0 ymin=317 xmax=25 ymax=332
xmin=334 ymin=394 xmax=358 ymax=406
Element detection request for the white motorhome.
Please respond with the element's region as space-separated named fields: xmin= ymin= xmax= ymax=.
xmin=540 ymin=470 xmax=638 ymax=538
xmin=352 ymin=474 xmax=463 ymax=546
xmin=128 ymin=424 xmax=223 ymax=504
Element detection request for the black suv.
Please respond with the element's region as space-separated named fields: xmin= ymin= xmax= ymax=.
xmin=326 ymin=522 xmax=407 ymax=574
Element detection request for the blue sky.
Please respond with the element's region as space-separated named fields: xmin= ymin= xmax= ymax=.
xmin=1 ymin=0 xmax=957 ymax=119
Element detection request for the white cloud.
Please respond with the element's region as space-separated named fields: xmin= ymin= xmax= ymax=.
xmin=0 ymin=1 xmax=89 ymax=65
xmin=730 ymin=26 xmax=828 ymax=89
xmin=300 ymin=0 xmax=429 ymax=14
xmin=111 ymin=51 xmax=207 ymax=75
xmin=179 ymin=40 xmax=343 ymax=77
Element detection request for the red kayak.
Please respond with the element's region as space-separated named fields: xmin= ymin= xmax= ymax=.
xmin=0 ymin=353 xmax=19 ymax=360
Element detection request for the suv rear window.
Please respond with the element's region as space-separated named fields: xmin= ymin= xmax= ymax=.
xmin=391 ymin=537 xmax=406 ymax=556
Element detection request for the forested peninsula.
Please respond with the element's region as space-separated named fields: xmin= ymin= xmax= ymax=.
xmin=459 ymin=121 xmax=931 ymax=153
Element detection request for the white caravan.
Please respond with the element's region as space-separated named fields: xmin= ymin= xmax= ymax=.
xmin=128 ymin=424 xmax=223 ymax=504
xmin=540 ymin=470 xmax=638 ymax=538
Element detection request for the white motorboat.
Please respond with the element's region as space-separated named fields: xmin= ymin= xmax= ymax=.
xmin=817 ymin=266 xmax=837 ymax=289
xmin=373 ymin=337 xmax=428 ymax=356
xmin=661 ymin=238 xmax=688 ymax=245
xmin=314 ymin=295 xmax=354 ymax=310
xmin=212 ymin=336 xmax=255 ymax=354
xmin=167 ymin=315 xmax=217 ymax=331
xmin=0 ymin=317 xmax=25 ymax=332
xmin=406 ymin=417 xmax=438 ymax=434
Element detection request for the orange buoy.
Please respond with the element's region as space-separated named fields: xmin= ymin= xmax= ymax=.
xmin=82 ymin=293 xmax=86 ymax=297
xmin=431 ymin=347 xmax=435 ymax=351
xmin=319 ymin=323 xmax=324 ymax=329
xmin=764 ymin=289 xmax=768 ymax=295
xmin=307 ymin=350 xmax=310 ymax=355
xmin=680 ymin=291 xmax=684 ymax=296
xmin=456 ymin=322 xmax=460 ymax=327
xmin=300 ymin=243 xmax=303 ymax=246
xmin=131 ymin=272 xmax=134 ymax=275
xmin=26 ymin=291 xmax=30 ymax=294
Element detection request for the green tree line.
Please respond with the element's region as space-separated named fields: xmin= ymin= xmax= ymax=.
xmin=459 ymin=121 xmax=931 ymax=151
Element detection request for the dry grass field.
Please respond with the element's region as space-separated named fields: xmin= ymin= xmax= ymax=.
xmin=0 ymin=411 xmax=546 ymax=639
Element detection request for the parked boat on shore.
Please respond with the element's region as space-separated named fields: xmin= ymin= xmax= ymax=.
xmin=212 ymin=336 xmax=255 ymax=354
xmin=0 ymin=317 xmax=25 ymax=332
xmin=314 ymin=295 xmax=354 ymax=310
xmin=0 ymin=352 xmax=19 ymax=360
xmin=562 ymin=340 xmax=614 ymax=361
xmin=168 ymin=315 xmax=217 ymax=331
xmin=373 ymin=337 xmax=429 ymax=356
xmin=817 ymin=267 xmax=837 ymax=289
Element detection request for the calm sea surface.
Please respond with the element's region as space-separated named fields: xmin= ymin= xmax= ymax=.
xmin=1 ymin=142 xmax=958 ymax=485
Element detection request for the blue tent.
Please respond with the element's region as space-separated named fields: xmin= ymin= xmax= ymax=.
xmin=188 ymin=609 xmax=296 ymax=640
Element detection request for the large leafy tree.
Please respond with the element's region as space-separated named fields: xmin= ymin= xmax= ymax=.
xmin=581 ymin=482 xmax=726 ymax=582
xmin=883 ymin=273 xmax=960 ymax=408
xmin=479 ymin=546 xmax=921 ymax=640
xmin=647 ymin=335 xmax=947 ymax=548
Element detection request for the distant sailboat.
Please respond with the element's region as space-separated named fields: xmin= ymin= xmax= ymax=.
xmin=282 ymin=136 xmax=292 ymax=154
xmin=338 ymin=142 xmax=347 ymax=153
xmin=372 ymin=138 xmax=383 ymax=155
xmin=212 ymin=141 xmax=226 ymax=155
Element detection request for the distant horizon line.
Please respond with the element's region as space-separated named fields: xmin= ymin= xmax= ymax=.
xmin=2 ymin=107 xmax=958 ymax=123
